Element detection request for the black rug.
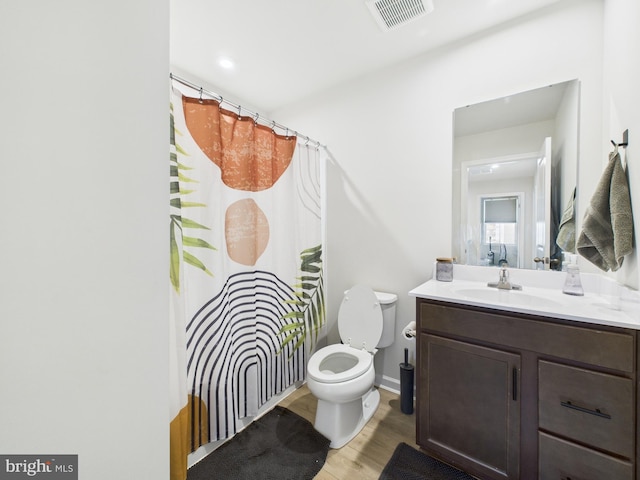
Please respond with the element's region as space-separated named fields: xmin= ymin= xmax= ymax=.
xmin=187 ymin=406 xmax=330 ymax=480
xmin=379 ymin=443 xmax=476 ymax=480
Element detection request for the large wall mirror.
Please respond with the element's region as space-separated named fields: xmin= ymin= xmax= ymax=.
xmin=452 ymin=80 xmax=580 ymax=271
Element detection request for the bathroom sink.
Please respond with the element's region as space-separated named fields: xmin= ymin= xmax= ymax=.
xmin=410 ymin=265 xmax=640 ymax=330
xmin=453 ymin=287 xmax=562 ymax=309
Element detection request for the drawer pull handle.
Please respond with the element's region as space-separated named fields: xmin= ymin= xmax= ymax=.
xmin=512 ymin=367 xmax=517 ymax=401
xmin=560 ymin=401 xmax=611 ymax=419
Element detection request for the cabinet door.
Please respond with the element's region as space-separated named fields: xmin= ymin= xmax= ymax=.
xmin=418 ymin=334 xmax=520 ymax=480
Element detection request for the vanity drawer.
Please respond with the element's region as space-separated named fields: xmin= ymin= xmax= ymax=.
xmin=419 ymin=301 xmax=635 ymax=372
xmin=539 ymin=360 xmax=634 ymax=458
xmin=539 ymin=432 xmax=633 ymax=480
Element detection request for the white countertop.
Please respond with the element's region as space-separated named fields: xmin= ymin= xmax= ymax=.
xmin=409 ymin=265 xmax=640 ymax=330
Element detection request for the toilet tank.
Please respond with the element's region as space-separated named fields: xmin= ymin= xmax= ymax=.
xmin=374 ymin=291 xmax=397 ymax=348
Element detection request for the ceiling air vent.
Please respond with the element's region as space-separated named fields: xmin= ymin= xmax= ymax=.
xmin=366 ymin=0 xmax=434 ymax=32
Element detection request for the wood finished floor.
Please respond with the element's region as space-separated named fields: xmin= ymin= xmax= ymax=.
xmin=278 ymin=385 xmax=419 ymax=479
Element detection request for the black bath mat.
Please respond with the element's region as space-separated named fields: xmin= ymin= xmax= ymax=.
xmin=379 ymin=443 xmax=476 ymax=480
xmin=187 ymin=406 xmax=330 ymax=480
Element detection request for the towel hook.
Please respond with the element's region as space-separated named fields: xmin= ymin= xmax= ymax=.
xmin=611 ymin=129 xmax=629 ymax=149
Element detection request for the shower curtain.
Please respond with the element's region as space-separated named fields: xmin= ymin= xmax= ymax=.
xmin=169 ymin=87 xmax=326 ymax=480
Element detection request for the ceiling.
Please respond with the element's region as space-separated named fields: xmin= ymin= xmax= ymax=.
xmin=170 ymin=0 xmax=566 ymax=112
xmin=454 ymin=80 xmax=571 ymax=137
xmin=468 ymin=158 xmax=539 ymax=183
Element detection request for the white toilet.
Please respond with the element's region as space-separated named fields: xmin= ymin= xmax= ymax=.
xmin=306 ymin=284 xmax=397 ymax=448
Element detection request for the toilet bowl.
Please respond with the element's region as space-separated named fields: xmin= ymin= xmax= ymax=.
xmin=306 ymin=284 xmax=397 ymax=448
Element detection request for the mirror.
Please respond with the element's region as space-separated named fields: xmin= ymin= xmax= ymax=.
xmin=452 ymin=80 xmax=580 ymax=270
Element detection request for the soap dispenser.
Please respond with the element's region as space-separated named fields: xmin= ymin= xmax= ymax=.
xmin=562 ymin=254 xmax=584 ymax=296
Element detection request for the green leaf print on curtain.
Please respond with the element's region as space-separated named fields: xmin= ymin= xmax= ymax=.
xmin=279 ymin=244 xmax=325 ymax=357
xmin=169 ymin=103 xmax=216 ymax=293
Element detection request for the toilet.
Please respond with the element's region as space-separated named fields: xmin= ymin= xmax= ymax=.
xmin=306 ymin=284 xmax=397 ymax=448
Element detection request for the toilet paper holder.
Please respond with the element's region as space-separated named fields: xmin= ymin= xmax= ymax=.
xmin=402 ymin=321 xmax=416 ymax=339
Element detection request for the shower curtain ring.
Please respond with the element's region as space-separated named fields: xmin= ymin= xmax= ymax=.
xmin=254 ymin=112 xmax=259 ymax=125
xmin=198 ymin=87 xmax=203 ymax=103
xmin=237 ymin=104 xmax=242 ymax=117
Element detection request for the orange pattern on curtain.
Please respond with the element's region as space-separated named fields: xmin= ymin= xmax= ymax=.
xmin=170 ymin=395 xmax=209 ymax=480
xmin=182 ymin=97 xmax=296 ymax=192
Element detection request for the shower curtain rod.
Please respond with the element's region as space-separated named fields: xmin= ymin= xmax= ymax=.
xmin=170 ymin=73 xmax=325 ymax=150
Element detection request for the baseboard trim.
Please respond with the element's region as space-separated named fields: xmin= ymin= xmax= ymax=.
xmin=376 ymin=374 xmax=400 ymax=394
xmin=375 ymin=373 xmax=416 ymax=398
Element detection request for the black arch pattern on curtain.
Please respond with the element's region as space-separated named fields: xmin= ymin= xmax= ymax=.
xmin=186 ymin=270 xmax=306 ymax=447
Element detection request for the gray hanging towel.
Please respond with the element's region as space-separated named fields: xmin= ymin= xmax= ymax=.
xmin=577 ymin=149 xmax=634 ymax=271
xmin=556 ymin=187 xmax=576 ymax=253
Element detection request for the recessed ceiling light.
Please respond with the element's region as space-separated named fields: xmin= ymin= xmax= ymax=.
xmin=218 ymin=57 xmax=235 ymax=70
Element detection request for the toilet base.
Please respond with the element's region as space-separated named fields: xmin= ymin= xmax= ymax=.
xmin=314 ymin=387 xmax=380 ymax=448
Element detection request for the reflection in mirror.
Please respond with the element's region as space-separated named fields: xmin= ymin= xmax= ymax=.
xmin=452 ymin=80 xmax=580 ymax=271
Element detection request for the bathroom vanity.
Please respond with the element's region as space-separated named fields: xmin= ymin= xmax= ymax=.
xmin=410 ymin=269 xmax=640 ymax=480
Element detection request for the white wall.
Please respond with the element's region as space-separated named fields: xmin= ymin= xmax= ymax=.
xmin=0 ymin=2 xmax=170 ymax=479
xmin=273 ymin=0 xmax=605 ymax=388
xmin=603 ymin=0 xmax=640 ymax=289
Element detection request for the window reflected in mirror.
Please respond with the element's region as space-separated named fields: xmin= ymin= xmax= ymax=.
xmin=481 ymin=195 xmax=520 ymax=267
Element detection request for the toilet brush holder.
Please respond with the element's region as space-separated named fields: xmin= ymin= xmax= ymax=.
xmin=400 ymin=348 xmax=414 ymax=415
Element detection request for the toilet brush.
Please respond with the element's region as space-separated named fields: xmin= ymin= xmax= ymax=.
xmin=399 ymin=347 xmax=414 ymax=414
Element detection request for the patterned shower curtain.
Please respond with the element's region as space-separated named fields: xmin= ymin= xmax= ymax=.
xmin=169 ymin=87 xmax=326 ymax=480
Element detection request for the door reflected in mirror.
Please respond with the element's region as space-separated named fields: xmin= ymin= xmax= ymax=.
xmin=452 ymin=80 xmax=580 ymax=271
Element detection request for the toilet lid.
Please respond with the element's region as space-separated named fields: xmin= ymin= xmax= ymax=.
xmin=338 ymin=284 xmax=383 ymax=352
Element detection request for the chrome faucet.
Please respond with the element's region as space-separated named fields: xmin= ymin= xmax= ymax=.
xmin=487 ymin=267 xmax=522 ymax=290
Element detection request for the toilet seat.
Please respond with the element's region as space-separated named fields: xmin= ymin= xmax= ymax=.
xmin=307 ymin=344 xmax=372 ymax=384
xmin=338 ymin=284 xmax=383 ymax=351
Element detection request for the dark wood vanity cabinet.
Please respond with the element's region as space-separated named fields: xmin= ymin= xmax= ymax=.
xmin=419 ymin=334 xmax=521 ymax=479
xmin=415 ymin=298 xmax=638 ymax=480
